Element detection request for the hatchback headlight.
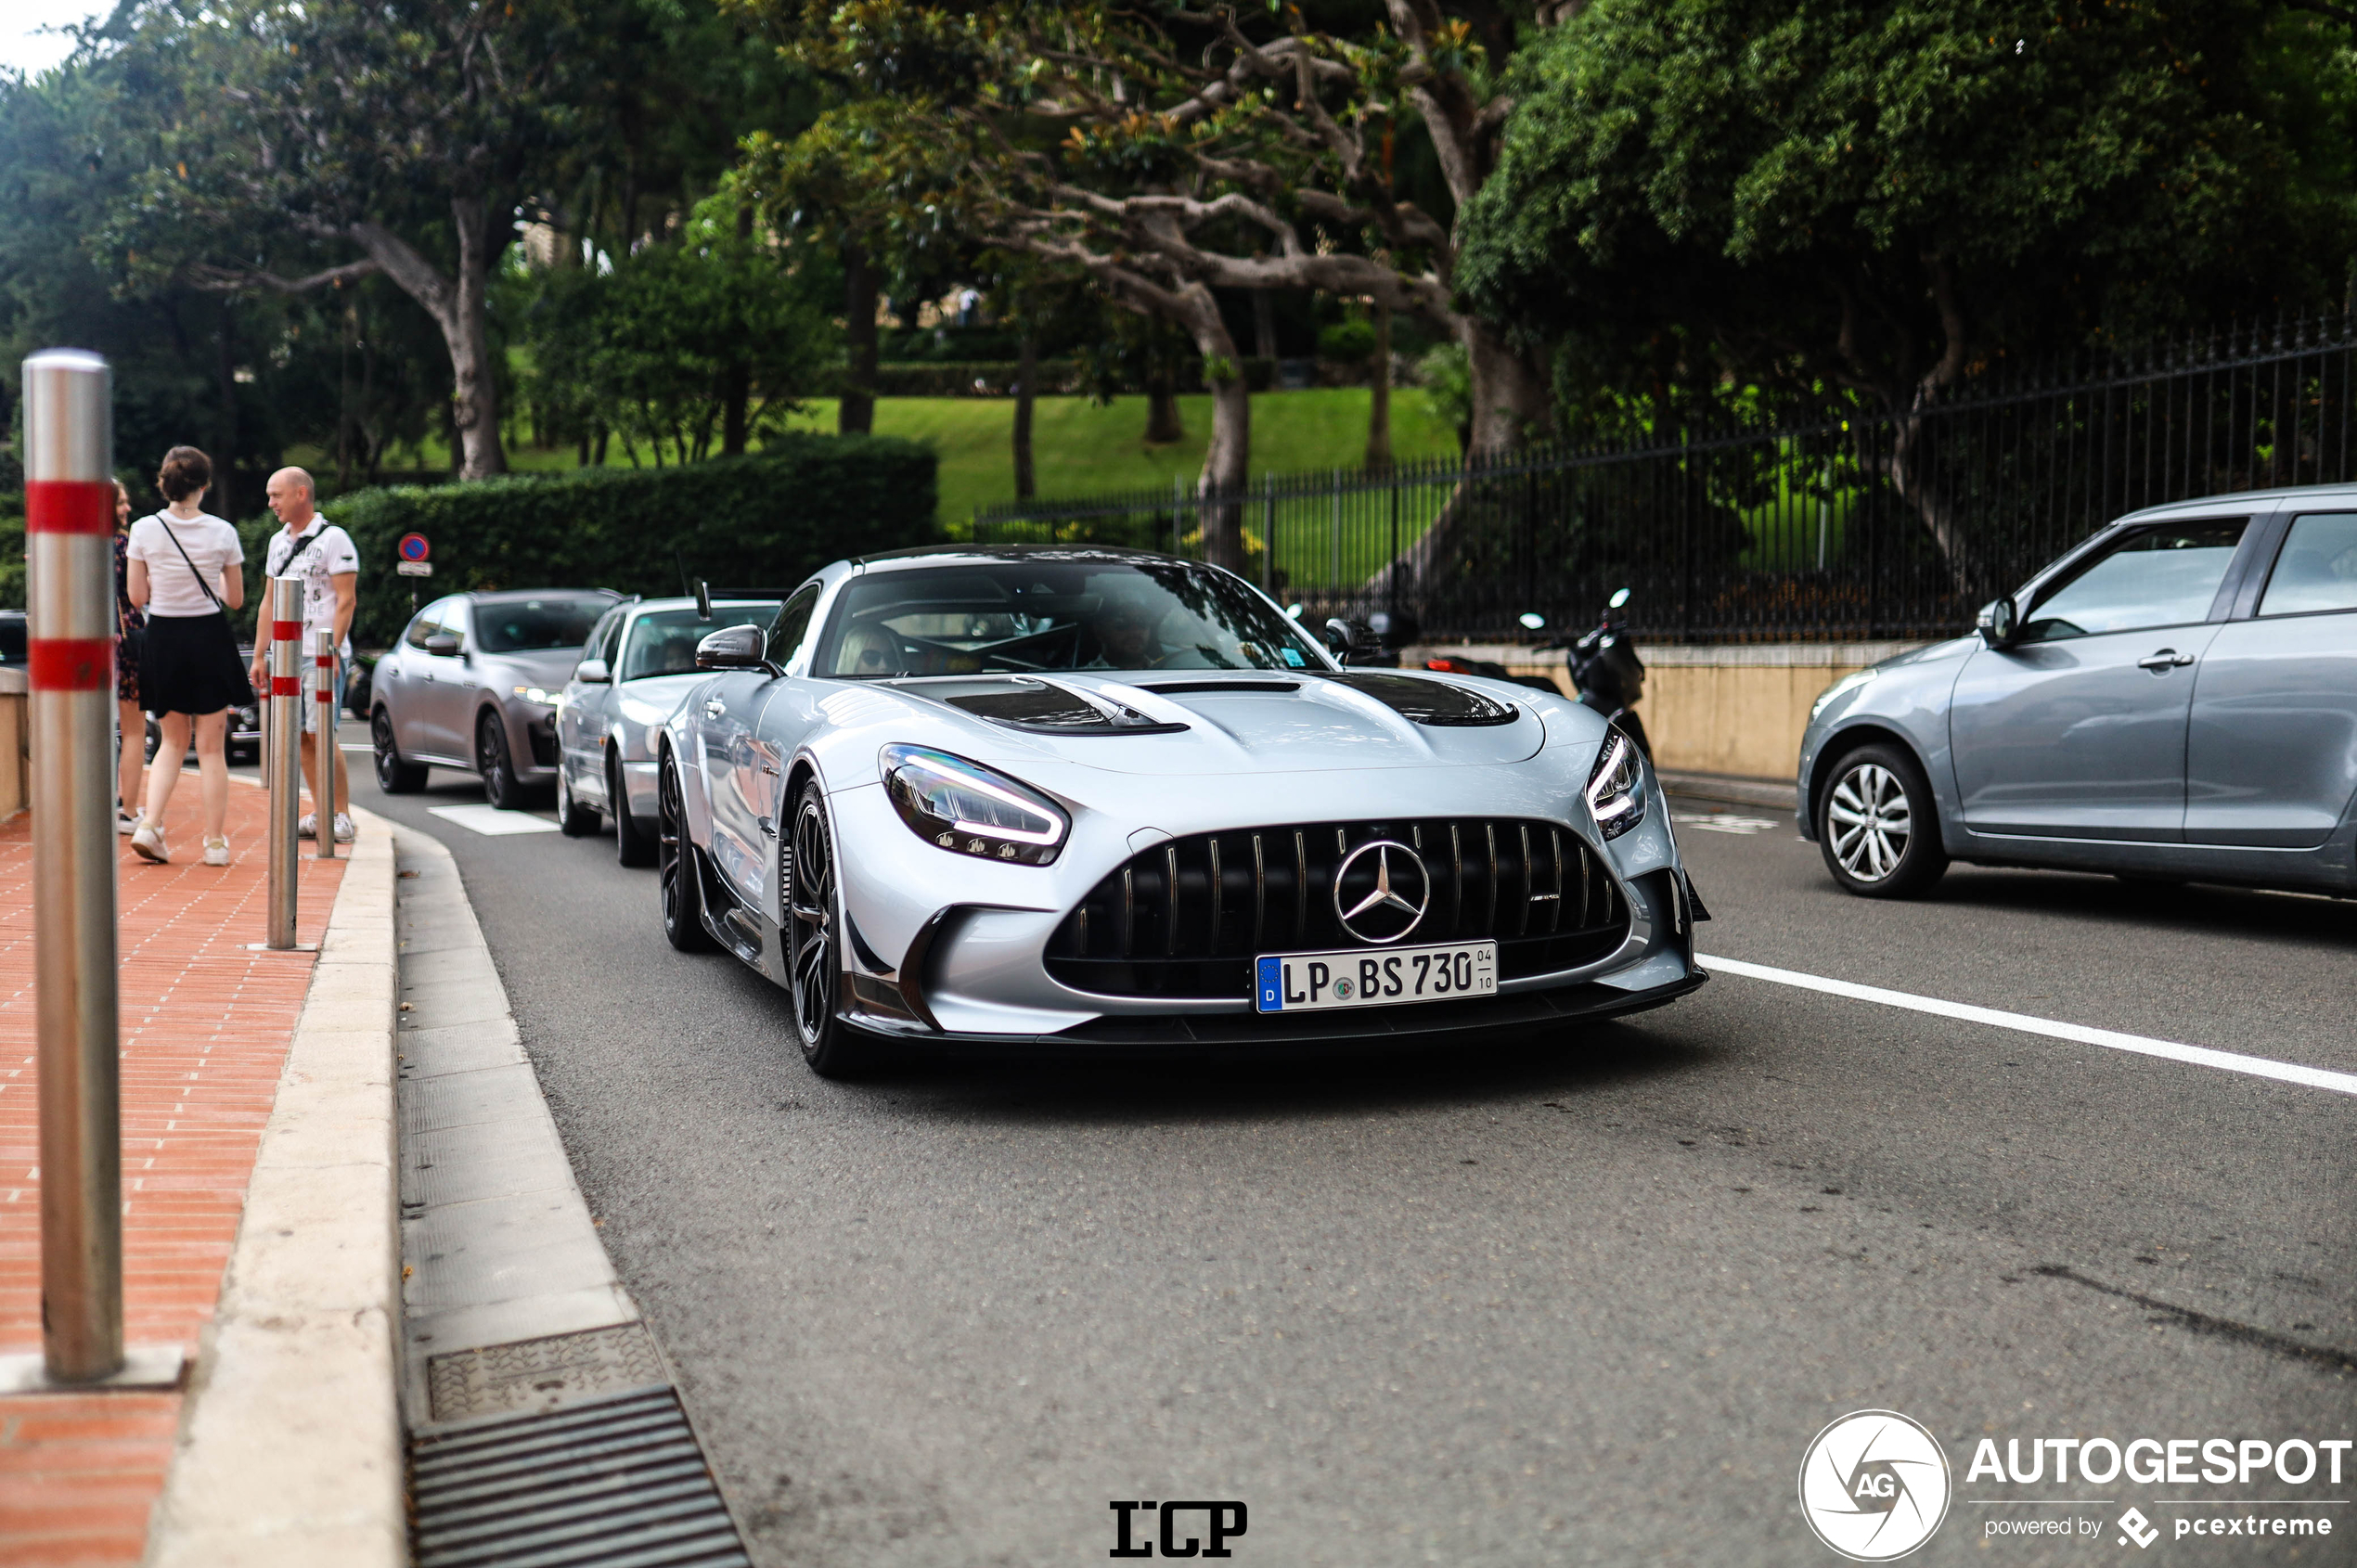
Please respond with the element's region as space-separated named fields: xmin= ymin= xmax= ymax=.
xmin=1583 ymin=726 xmax=1645 ymax=841
xmin=880 ymin=744 xmax=1069 ymax=865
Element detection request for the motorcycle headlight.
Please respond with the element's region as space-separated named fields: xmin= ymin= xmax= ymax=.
xmin=880 ymin=744 xmax=1069 ymax=866
xmin=1583 ymin=726 xmax=1645 ymax=841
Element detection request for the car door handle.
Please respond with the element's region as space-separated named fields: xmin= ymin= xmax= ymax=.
xmin=703 ymin=699 xmax=726 ymax=718
xmin=2137 ymin=649 xmax=2196 ymax=671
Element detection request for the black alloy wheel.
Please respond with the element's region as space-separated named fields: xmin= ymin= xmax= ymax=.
xmin=1815 ymin=741 xmax=1949 ymax=898
xmin=373 ymin=706 xmax=427 ymax=793
xmin=477 ymin=711 xmax=522 ymax=810
xmin=787 ymin=779 xmax=865 ymax=1077
xmin=556 ymin=765 xmax=599 ymax=836
xmin=612 ymin=750 xmax=657 ymax=868
xmin=657 ymin=752 xmax=715 ymax=953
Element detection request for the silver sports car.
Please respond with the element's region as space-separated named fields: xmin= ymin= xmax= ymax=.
xmin=655 ymin=546 xmax=1707 ymax=1075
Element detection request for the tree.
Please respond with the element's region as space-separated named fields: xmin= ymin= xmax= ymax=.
xmin=739 ymin=0 xmax=1567 ymax=567
xmin=1456 ymin=0 xmax=2357 ymax=569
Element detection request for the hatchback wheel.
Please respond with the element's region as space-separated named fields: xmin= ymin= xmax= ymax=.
xmin=1816 ymin=743 xmax=1949 ymax=898
xmin=373 ymin=707 xmax=427 ymax=793
xmin=657 ymin=753 xmax=715 ymax=953
xmin=556 ymin=766 xmax=599 ymax=836
xmin=477 ymin=711 xmax=522 ymax=810
xmin=787 ymin=779 xmax=867 ymax=1077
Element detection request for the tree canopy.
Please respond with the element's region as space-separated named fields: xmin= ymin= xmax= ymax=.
xmin=1458 ymin=0 xmax=2357 ymax=432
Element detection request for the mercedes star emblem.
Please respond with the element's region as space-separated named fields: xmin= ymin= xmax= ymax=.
xmin=1332 ymin=840 xmax=1431 ymax=944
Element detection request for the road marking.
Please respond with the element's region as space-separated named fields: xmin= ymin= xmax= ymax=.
xmin=1697 ymin=953 xmax=2357 ymax=1098
xmin=1673 ymin=813 xmax=1779 ymax=835
xmin=427 ymin=804 xmax=561 ymax=836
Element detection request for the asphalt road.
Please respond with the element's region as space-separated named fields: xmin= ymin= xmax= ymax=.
xmin=331 ymin=724 xmax=2356 ymax=1566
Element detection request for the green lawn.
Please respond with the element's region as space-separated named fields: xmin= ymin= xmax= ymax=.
xmin=780 ymin=388 xmax=1458 ymax=525
xmin=336 ymin=388 xmax=1458 ymax=528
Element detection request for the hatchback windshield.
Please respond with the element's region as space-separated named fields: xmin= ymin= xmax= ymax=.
xmin=620 ymin=604 xmax=781 ymax=682
xmin=475 ymin=596 xmax=613 ymax=653
xmin=816 ymin=559 xmax=1325 ymax=678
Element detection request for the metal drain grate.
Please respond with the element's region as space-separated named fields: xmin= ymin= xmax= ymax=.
xmin=410 ymin=1385 xmax=751 ymax=1567
xmin=429 ymin=1322 xmax=669 ymax=1424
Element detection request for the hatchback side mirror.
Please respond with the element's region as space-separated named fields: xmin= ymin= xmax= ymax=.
xmin=695 ymin=624 xmax=770 ymax=671
xmin=1322 ymin=617 xmax=1380 ymax=664
xmin=1977 ymin=597 xmax=2019 ymax=647
xmin=424 ymin=633 xmax=459 ymax=657
xmin=575 ymin=657 xmax=610 ymax=685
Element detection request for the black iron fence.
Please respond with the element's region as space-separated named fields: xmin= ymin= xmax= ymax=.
xmin=970 ymin=314 xmax=2357 ymax=644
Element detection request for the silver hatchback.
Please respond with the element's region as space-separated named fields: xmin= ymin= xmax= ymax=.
xmin=1798 ymin=487 xmax=2357 ymax=897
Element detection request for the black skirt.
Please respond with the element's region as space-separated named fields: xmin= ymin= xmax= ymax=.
xmin=140 ymin=612 xmax=255 ymax=716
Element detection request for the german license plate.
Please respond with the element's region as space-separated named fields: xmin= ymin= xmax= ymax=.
xmin=1255 ymin=940 xmax=1498 ymax=1013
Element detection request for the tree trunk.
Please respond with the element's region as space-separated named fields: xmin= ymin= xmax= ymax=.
xmin=214 ymin=299 xmax=238 ymax=518
xmin=1365 ymin=302 xmax=1394 ymax=473
xmin=721 ymin=199 xmax=753 ymax=456
xmin=1012 ymin=331 xmax=1037 ymax=500
xmin=1198 ymin=368 xmax=1251 ymax=571
xmin=446 ymin=197 xmax=508 ymax=479
xmin=841 ymin=241 xmax=878 ymax=436
xmin=1252 ymin=289 xmax=1279 ymax=361
xmin=1463 ymin=318 xmax=1550 ymax=454
xmin=1144 ymin=375 xmax=1185 ymax=443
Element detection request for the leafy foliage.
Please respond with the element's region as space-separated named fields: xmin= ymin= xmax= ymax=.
xmin=326 ymin=434 xmax=938 ymax=647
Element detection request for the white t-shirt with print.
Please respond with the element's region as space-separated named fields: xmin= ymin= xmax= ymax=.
xmin=126 ymin=512 xmax=243 ymax=618
xmin=262 ymin=519 xmax=361 ymax=658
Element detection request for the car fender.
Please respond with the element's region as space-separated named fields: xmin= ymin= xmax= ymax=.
xmin=1797 ymin=639 xmax=1974 ymax=846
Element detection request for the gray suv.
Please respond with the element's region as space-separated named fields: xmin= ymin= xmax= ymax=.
xmin=1799 ymin=487 xmax=2357 ymax=897
xmin=371 ymin=589 xmax=621 ymax=807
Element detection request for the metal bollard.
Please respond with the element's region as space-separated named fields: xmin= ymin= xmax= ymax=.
xmin=264 ymin=577 xmax=303 ymax=947
xmin=314 ymin=627 xmax=338 ymax=860
xmin=22 ymin=349 xmax=124 ymax=1383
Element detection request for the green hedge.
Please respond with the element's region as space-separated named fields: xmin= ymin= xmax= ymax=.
xmin=307 ymin=434 xmax=937 ymax=649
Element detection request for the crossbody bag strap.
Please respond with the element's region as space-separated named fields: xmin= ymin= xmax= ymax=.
xmin=155 ymin=514 xmax=228 ymax=611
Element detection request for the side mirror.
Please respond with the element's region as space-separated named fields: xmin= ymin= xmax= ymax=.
xmin=1322 ymin=617 xmax=1380 ymax=663
xmin=1607 ymin=587 xmax=1632 ymax=610
xmin=1517 ymin=611 xmax=1547 ymax=632
xmin=695 ymin=624 xmax=769 ymax=671
xmin=1977 ymin=597 xmax=2018 ymax=647
xmin=423 ymin=633 xmax=459 ymax=657
xmin=574 ymin=657 xmax=610 ymax=685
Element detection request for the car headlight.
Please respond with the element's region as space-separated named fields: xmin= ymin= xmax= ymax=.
xmin=881 ymin=744 xmax=1069 ymax=866
xmin=512 ymin=686 xmax=558 ymax=708
xmin=1583 ymin=726 xmax=1645 ymax=841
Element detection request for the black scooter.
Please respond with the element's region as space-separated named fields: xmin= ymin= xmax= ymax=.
xmin=1561 ymin=587 xmax=1649 ymax=758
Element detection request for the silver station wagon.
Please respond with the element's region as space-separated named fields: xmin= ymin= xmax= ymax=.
xmin=1799 ymin=486 xmax=2357 ymax=897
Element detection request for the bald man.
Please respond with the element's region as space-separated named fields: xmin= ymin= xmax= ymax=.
xmin=252 ymin=467 xmax=359 ymax=841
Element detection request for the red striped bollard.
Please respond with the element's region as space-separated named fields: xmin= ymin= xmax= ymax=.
xmin=314 ymin=628 xmax=338 ymax=860
xmin=20 ymin=349 xmax=124 ymax=1383
xmin=264 ymin=578 xmax=303 ymax=946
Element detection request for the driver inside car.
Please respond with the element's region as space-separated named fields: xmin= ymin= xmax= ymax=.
xmin=1082 ymin=591 xmax=1172 ymax=670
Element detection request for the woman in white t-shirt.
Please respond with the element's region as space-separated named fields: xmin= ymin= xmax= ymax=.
xmin=124 ymin=445 xmax=252 ymax=866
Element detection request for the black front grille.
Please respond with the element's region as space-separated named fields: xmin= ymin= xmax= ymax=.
xmin=1045 ymin=817 xmax=1629 ymax=1000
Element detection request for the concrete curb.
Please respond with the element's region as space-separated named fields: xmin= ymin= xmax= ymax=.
xmin=145 ymin=808 xmax=406 ymax=1568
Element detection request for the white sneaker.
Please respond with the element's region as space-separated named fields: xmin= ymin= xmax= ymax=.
xmin=116 ymin=810 xmax=141 ymax=835
xmin=333 ymin=814 xmax=355 ymax=843
xmin=297 ymin=813 xmax=317 ymax=840
xmin=131 ymin=822 xmax=169 ymax=863
xmin=202 ymin=836 xmax=231 ymax=867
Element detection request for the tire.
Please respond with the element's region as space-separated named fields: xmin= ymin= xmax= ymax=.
xmin=786 ymin=779 xmax=867 ymax=1078
xmin=612 ymin=750 xmax=657 ymax=868
xmin=656 ymin=752 xmax=715 ymax=953
xmin=372 ymin=706 xmax=428 ymax=793
xmin=477 ymin=710 xmax=523 ymax=810
xmin=1815 ymin=742 xmax=1949 ymax=898
xmin=556 ymin=765 xmax=599 ymax=836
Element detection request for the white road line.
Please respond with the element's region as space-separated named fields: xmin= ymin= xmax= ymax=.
xmin=1697 ymin=953 xmax=2357 ymax=1098
xmin=427 ymin=803 xmax=561 ymax=836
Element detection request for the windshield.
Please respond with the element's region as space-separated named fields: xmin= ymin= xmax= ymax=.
xmin=620 ymin=604 xmax=781 ymax=682
xmin=815 ymin=559 xmax=1325 ymax=679
xmin=474 ymin=596 xmax=613 ymax=654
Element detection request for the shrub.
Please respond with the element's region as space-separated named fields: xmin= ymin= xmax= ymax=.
xmin=1317 ymin=319 xmax=1380 ymax=363
xmin=318 ymin=434 xmax=937 ymax=649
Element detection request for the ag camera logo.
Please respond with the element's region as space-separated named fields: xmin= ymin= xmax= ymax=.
xmin=1798 ymin=1410 xmax=1951 ymax=1561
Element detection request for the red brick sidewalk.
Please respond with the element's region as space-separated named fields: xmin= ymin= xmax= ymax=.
xmin=0 ymin=783 xmax=343 ymax=1566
